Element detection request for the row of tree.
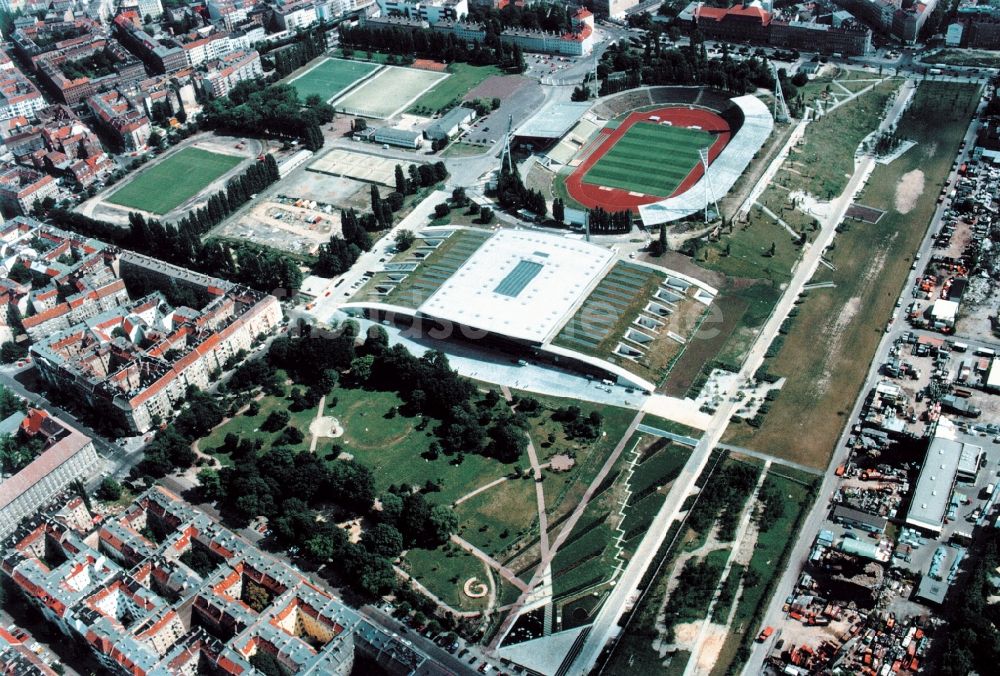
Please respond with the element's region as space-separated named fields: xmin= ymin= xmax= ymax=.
xmin=587 ymin=207 xmax=633 ymax=234
xmin=264 ymin=27 xmax=327 ymax=78
xmin=313 ymin=162 xmax=447 ymax=277
xmin=339 ymin=25 xmax=526 ymax=73
xmin=48 ymin=157 xmax=303 ymax=294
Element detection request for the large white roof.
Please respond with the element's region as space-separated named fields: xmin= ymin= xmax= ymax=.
xmin=417 ymin=229 xmax=614 ymax=344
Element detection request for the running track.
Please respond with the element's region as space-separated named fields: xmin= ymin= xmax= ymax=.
xmin=566 ymin=106 xmax=731 ymax=212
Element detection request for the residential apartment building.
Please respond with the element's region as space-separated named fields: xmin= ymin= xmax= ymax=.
xmin=688 ymin=2 xmax=873 ymax=55
xmin=0 ymin=408 xmax=100 ymax=540
xmin=0 ymin=52 xmax=46 ymax=121
xmin=31 ymin=252 xmax=282 ymax=434
xmin=86 ymin=90 xmax=151 ymax=151
xmin=114 ymin=11 xmax=188 ymax=74
xmin=0 ymin=166 xmax=55 ymax=214
xmin=1 ymin=486 xmax=436 ymax=675
xmin=369 ymin=6 xmax=596 ymax=55
xmin=770 ymin=19 xmax=873 ymax=55
xmin=963 ymin=16 xmax=1000 ymax=48
xmin=198 ymin=50 xmax=263 ymax=98
xmin=0 ymin=625 xmax=60 ymax=675
xmin=274 ymin=0 xmax=321 ymax=30
xmin=834 ymin=0 xmax=937 ymax=44
xmin=3 ymin=105 xmax=114 ymax=187
xmin=377 ymin=0 xmax=468 ymax=23
xmin=0 ymin=218 xmax=128 ymax=337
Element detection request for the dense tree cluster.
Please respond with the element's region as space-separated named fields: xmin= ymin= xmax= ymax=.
xmin=199 ymin=81 xmax=334 ymax=151
xmin=935 ymin=540 xmax=1000 ymax=674
xmin=136 ymin=390 xmax=225 ymax=477
xmin=339 ymin=25 xmax=526 ymax=73
xmin=494 ymin=164 xmax=546 ymax=217
xmin=263 ymin=28 xmax=327 ymax=78
xmin=552 ymin=405 xmax=603 ymax=441
xmin=598 ymin=39 xmax=774 ymax=96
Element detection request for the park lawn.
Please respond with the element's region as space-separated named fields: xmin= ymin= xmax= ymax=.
xmin=726 ymin=81 xmax=981 ymax=468
xmin=699 ymin=210 xmax=800 ymax=283
xmin=710 ymin=469 xmax=817 ymax=676
xmin=323 ymin=386 xmax=511 ymax=505
xmin=518 ymin=395 xmax=638 ymax=527
xmin=200 ymin=383 xmax=318 ymax=460
xmin=582 ymin=123 xmax=714 ymax=197
xmin=786 ymin=79 xmax=900 ymax=199
xmin=107 ymin=147 xmax=242 ymax=214
xmin=454 ymin=476 xmax=538 ymax=557
xmin=407 ymin=62 xmax=502 ymax=114
xmin=403 ymin=545 xmax=491 ymax=613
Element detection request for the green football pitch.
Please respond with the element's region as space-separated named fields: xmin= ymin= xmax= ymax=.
xmin=582 ymin=123 xmax=716 ymax=197
xmin=106 ymin=147 xmax=242 ymax=215
xmin=288 ymin=58 xmax=379 ymax=103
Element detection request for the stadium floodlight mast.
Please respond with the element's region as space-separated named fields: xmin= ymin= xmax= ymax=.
xmin=698 ymin=147 xmax=720 ymax=223
xmin=771 ymin=61 xmax=790 ymax=123
xmin=501 ymin=114 xmax=514 ymax=174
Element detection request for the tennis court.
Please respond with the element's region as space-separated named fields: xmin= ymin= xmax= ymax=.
xmin=582 ymin=122 xmax=716 ymax=197
xmin=334 ymin=66 xmax=449 ymax=119
xmin=288 ymin=58 xmax=379 ymax=103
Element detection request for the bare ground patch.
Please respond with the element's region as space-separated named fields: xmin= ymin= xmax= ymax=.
xmin=894 ymin=169 xmax=925 ymax=215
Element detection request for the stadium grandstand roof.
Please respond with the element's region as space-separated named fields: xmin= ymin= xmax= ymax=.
xmin=639 ymin=95 xmax=773 ymax=226
xmin=417 ymin=229 xmax=614 ymax=344
xmin=515 ymin=101 xmax=593 ymax=139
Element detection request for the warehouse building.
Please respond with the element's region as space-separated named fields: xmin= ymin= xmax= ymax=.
xmin=906 ymin=417 xmax=967 ymax=534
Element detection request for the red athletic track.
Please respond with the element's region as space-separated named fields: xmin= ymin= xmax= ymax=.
xmin=566 ymin=106 xmax=731 ymax=212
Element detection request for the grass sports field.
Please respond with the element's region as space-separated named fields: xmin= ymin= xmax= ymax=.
xmin=582 ymin=122 xmax=715 ymax=197
xmin=335 ymin=66 xmax=448 ymax=118
xmin=106 ymin=147 xmax=242 ymax=215
xmin=287 ymin=58 xmax=378 ymax=103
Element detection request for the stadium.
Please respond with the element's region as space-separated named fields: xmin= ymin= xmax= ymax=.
xmin=343 ymin=228 xmax=718 ymax=392
xmin=526 ymin=87 xmax=774 ymax=226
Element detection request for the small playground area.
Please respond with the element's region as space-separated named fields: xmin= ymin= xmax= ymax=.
xmin=566 ymin=106 xmax=731 ymax=211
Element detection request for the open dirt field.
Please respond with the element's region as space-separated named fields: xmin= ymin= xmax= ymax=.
xmin=310 ymin=148 xmax=414 ymax=187
xmin=894 ymin=169 xmax=925 ymax=214
xmin=216 ymin=200 xmax=340 ymax=255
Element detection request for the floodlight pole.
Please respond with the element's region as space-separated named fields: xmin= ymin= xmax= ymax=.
xmin=698 ymin=147 xmax=719 ymax=223
xmin=584 ymin=210 xmax=590 ymax=242
xmin=502 ymin=114 xmax=514 ymax=174
xmin=771 ymin=61 xmax=790 ymax=123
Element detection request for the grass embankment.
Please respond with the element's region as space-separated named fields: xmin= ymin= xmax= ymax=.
xmin=726 ymin=81 xmax=981 ymax=468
